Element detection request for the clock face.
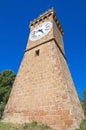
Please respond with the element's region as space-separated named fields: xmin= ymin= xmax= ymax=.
xmin=29 ymin=21 xmax=52 ymax=41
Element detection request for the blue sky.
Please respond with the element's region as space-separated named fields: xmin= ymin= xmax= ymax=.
xmin=0 ymin=0 xmax=86 ymax=98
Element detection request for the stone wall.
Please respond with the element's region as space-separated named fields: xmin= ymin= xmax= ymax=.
xmin=3 ymin=9 xmax=84 ymax=130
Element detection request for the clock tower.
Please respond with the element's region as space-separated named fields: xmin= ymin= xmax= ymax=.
xmin=3 ymin=9 xmax=84 ymax=130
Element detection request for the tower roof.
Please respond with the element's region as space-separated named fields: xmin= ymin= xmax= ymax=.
xmin=30 ymin=8 xmax=64 ymax=35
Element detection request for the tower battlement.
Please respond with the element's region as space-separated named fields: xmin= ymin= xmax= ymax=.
xmin=30 ymin=8 xmax=64 ymax=35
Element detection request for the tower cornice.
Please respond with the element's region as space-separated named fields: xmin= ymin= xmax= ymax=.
xmin=29 ymin=8 xmax=64 ymax=35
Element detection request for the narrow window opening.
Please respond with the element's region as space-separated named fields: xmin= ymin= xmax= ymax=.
xmin=35 ymin=49 xmax=40 ymax=56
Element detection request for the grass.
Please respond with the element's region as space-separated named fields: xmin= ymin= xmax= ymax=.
xmin=1 ymin=119 xmax=86 ymax=130
xmin=0 ymin=122 xmax=20 ymax=130
xmin=0 ymin=121 xmax=55 ymax=130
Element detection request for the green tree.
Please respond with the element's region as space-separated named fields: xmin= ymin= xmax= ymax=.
xmin=81 ymin=89 xmax=86 ymax=117
xmin=0 ymin=70 xmax=16 ymax=119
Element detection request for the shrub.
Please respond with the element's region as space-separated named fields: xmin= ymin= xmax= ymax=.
xmin=80 ymin=119 xmax=86 ymax=129
xmin=76 ymin=119 xmax=86 ymax=130
xmin=30 ymin=120 xmax=38 ymax=127
xmin=0 ymin=102 xmax=5 ymax=119
xmin=23 ymin=123 xmax=29 ymax=129
xmin=39 ymin=123 xmax=50 ymax=129
xmin=14 ymin=128 xmax=19 ymax=130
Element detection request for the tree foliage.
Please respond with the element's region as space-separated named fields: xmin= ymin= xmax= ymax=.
xmin=81 ymin=89 xmax=86 ymax=117
xmin=0 ymin=70 xmax=16 ymax=119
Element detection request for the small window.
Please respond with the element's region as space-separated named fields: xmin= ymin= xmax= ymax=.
xmin=35 ymin=49 xmax=40 ymax=56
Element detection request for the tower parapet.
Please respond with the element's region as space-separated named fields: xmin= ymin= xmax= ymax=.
xmin=30 ymin=8 xmax=64 ymax=35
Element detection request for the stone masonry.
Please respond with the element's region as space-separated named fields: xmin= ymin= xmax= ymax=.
xmin=2 ymin=9 xmax=84 ymax=130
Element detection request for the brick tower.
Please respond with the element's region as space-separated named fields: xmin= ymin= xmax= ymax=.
xmin=3 ymin=9 xmax=84 ymax=130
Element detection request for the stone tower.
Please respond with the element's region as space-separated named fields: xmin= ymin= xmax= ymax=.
xmin=3 ymin=9 xmax=84 ymax=130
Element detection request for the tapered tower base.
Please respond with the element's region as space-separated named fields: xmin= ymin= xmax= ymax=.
xmin=2 ymin=9 xmax=84 ymax=130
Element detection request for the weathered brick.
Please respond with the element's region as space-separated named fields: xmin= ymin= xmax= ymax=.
xmin=65 ymin=120 xmax=73 ymax=126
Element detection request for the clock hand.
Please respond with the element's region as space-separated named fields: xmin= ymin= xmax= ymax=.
xmin=38 ymin=29 xmax=44 ymax=33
